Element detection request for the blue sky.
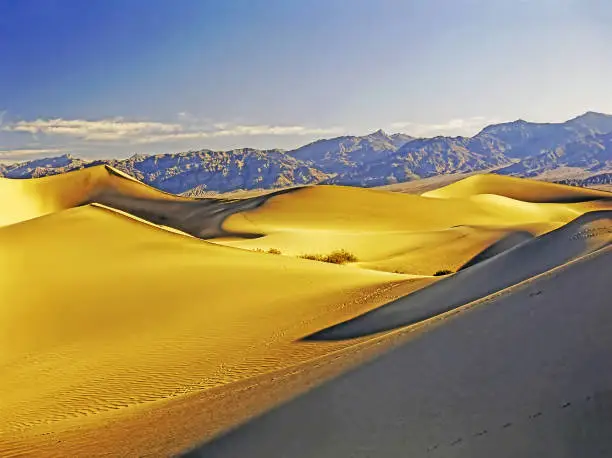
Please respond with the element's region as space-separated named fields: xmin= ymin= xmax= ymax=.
xmin=1 ymin=0 xmax=611 ymax=160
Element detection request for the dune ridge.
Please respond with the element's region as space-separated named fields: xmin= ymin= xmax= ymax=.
xmin=306 ymin=210 xmax=612 ymax=340
xmin=423 ymin=173 xmax=612 ymax=202
xmin=0 ymin=164 xmax=317 ymax=239
xmin=190 ymin=244 xmax=612 ymax=458
xmin=1 ymin=170 xmax=612 ymax=456
xmin=214 ymin=178 xmax=611 ymax=275
xmin=0 ymin=165 xmax=183 ymax=227
xmin=0 ymin=202 xmax=420 ymax=456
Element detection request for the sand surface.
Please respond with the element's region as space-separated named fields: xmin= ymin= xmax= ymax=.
xmin=423 ymin=173 xmax=612 ymax=202
xmin=189 ymin=246 xmax=612 ymax=458
xmin=1 ymin=169 xmax=611 ymax=456
xmin=0 ymin=204 xmax=411 ymax=456
xmin=308 ymin=210 xmax=612 ymax=339
xmin=214 ymin=177 xmax=612 ymax=275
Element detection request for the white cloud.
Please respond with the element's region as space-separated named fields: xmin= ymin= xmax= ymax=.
xmin=133 ymin=131 xmax=210 ymax=144
xmin=0 ymin=148 xmax=65 ymax=157
xmin=3 ymin=117 xmax=343 ymax=145
xmin=390 ymin=116 xmax=499 ymax=137
xmin=134 ymin=125 xmax=343 ymax=144
xmin=4 ymin=118 xmax=182 ymax=141
xmin=210 ymin=124 xmax=341 ymax=138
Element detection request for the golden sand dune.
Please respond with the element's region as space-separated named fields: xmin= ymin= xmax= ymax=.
xmin=0 ymin=203 xmax=424 ymax=456
xmin=0 ymin=165 xmax=181 ymax=227
xmin=307 ymin=210 xmax=612 ymax=339
xmin=194 ymin=244 xmax=612 ymax=458
xmin=423 ymin=173 xmax=612 ymax=202
xmin=215 ymin=180 xmax=611 ymax=274
xmin=1 ymin=170 xmax=612 ymax=456
xmin=0 ymin=164 xmax=296 ymax=239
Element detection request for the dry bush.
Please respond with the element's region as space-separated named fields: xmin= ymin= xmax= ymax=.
xmin=324 ymin=249 xmax=358 ymax=264
xmin=300 ymin=249 xmax=358 ymax=264
xmin=433 ymin=269 xmax=453 ymax=276
xmin=299 ymin=253 xmax=325 ymax=261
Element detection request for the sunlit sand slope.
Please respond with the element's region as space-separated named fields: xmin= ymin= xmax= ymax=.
xmin=0 ymin=165 xmax=301 ymax=239
xmin=0 ymin=165 xmax=182 ymax=227
xmin=216 ymin=181 xmax=611 ymax=274
xmin=308 ymin=210 xmax=612 ymax=339
xmin=193 ymin=245 xmax=612 ymax=458
xmin=2 ymin=171 xmax=612 ymax=457
xmin=423 ymin=173 xmax=612 ymax=202
xmin=0 ymin=204 xmax=411 ymax=455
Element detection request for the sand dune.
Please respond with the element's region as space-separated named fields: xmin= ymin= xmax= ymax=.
xmin=214 ymin=180 xmax=611 ymax=274
xmin=192 ymin=245 xmax=612 ymax=458
xmin=376 ymin=169 xmax=502 ymax=194
xmin=307 ymin=210 xmax=612 ymax=339
xmin=424 ymin=173 xmax=612 ymax=202
xmin=0 ymin=164 xmax=305 ymax=238
xmin=1 ymin=170 xmax=612 ymax=456
xmin=0 ymin=165 xmax=182 ymax=227
xmin=0 ymin=203 xmax=420 ymax=456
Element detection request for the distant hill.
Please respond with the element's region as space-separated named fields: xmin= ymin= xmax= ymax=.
xmin=494 ymin=131 xmax=612 ymax=177
xmin=3 ymin=111 xmax=612 ymax=194
xmin=288 ymin=129 xmax=413 ymax=175
xmin=325 ymin=134 xmax=511 ymax=187
xmin=556 ymin=171 xmax=612 ymax=189
xmin=1 ymin=150 xmax=329 ymax=194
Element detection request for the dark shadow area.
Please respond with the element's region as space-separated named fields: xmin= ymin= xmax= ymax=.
xmin=508 ymin=195 xmax=612 ymax=204
xmin=303 ymin=211 xmax=612 ymax=340
xmin=458 ymin=231 xmax=534 ymax=271
xmin=184 ymin=246 xmax=612 ymax=458
xmin=83 ymin=186 xmax=303 ymax=239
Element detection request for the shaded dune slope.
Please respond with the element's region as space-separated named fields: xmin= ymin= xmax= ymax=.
xmin=0 ymin=203 xmax=413 ymax=456
xmin=0 ymin=165 xmax=179 ymax=227
xmin=3 ymin=169 xmax=612 ymax=456
xmin=89 ymin=185 xmax=300 ymax=238
xmin=307 ymin=210 xmax=612 ymax=340
xmin=216 ymin=178 xmax=612 ymax=274
xmin=424 ymin=173 xmax=612 ymax=202
xmin=457 ymin=230 xmax=534 ymax=270
xmin=0 ymin=164 xmax=302 ymax=238
xmin=191 ymin=245 xmax=612 ymax=458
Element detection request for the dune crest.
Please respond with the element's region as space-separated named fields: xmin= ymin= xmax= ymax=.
xmin=0 ymin=165 xmax=182 ymax=227
xmin=423 ymin=173 xmax=612 ymax=202
xmin=2 ymin=171 xmax=612 ymax=456
xmin=215 ymin=181 xmax=610 ymax=274
xmin=306 ymin=210 xmax=612 ymax=340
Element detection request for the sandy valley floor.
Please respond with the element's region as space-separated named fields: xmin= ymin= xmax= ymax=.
xmin=0 ymin=166 xmax=611 ymax=456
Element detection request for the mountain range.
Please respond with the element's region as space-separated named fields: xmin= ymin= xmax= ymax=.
xmin=3 ymin=111 xmax=612 ymax=194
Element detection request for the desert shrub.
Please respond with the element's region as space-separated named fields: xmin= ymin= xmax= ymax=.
xmin=300 ymin=249 xmax=358 ymax=264
xmin=299 ymin=253 xmax=325 ymax=262
xmin=433 ymin=269 xmax=453 ymax=276
xmin=324 ymin=249 xmax=358 ymax=264
xmin=267 ymin=248 xmax=282 ymax=255
xmin=254 ymin=248 xmax=265 ymax=253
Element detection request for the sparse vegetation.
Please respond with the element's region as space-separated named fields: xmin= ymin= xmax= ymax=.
xmin=253 ymin=247 xmax=282 ymax=255
xmin=433 ymin=269 xmax=453 ymax=276
xmin=300 ymin=253 xmax=324 ymax=261
xmin=300 ymin=249 xmax=358 ymax=264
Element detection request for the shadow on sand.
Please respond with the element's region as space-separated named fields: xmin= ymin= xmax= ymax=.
xmin=84 ymin=186 xmax=303 ymax=239
xmin=304 ymin=211 xmax=612 ymax=341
